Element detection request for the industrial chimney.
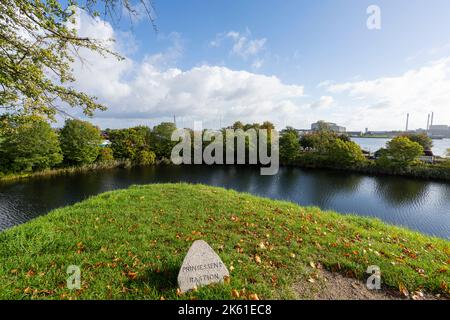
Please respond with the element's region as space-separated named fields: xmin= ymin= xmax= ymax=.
xmin=405 ymin=113 xmax=410 ymax=132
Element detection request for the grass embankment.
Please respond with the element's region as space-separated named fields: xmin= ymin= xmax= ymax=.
xmin=0 ymin=161 xmax=129 ymax=183
xmin=0 ymin=183 xmax=448 ymax=300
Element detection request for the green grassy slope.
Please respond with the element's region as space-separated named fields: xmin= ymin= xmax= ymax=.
xmin=0 ymin=183 xmax=448 ymax=299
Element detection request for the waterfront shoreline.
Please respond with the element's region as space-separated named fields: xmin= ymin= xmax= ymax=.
xmin=1 ymin=159 xmax=450 ymax=184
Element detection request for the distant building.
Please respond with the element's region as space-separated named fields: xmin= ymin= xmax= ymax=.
xmin=428 ymin=125 xmax=450 ymax=138
xmin=347 ymin=131 xmax=363 ymax=137
xmin=295 ymin=129 xmax=311 ymax=136
xmin=311 ymin=121 xmax=346 ymax=133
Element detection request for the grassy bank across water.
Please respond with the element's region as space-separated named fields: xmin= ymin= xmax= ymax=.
xmin=0 ymin=183 xmax=448 ymax=300
xmin=287 ymin=157 xmax=450 ymax=182
xmin=0 ymin=161 xmax=130 ymax=183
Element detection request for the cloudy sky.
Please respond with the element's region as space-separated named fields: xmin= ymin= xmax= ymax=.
xmin=64 ymin=0 xmax=450 ymax=131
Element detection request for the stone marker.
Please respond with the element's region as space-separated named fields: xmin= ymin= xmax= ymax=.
xmin=177 ymin=240 xmax=229 ymax=293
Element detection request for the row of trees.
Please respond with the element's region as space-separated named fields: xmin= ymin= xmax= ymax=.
xmin=0 ymin=117 xmax=178 ymax=174
xmin=0 ymin=115 xmax=444 ymax=175
xmin=0 ymin=118 xmax=279 ymax=175
xmin=279 ymin=127 xmax=366 ymax=167
xmin=0 ymin=117 xmax=103 ymax=173
xmin=279 ymin=127 xmax=433 ymax=169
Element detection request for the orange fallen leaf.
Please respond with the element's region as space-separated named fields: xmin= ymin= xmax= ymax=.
xmin=248 ymin=293 xmax=259 ymax=300
xmin=254 ymin=255 xmax=262 ymax=264
xmin=231 ymin=289 xmax=240 ymax=298
xmin=26 ymin=269 xmax=36 ymax=278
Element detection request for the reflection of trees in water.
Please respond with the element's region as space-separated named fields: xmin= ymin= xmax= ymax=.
xmin=307 ymin=170 xmax=364 ymax=207
xmin=275 ymin=168 xmax=364 ymax=207
xmin=374 ymin=177 xmax=429 ymax=207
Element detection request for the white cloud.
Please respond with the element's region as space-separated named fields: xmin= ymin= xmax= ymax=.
xmin=309 ymin=96 xmax=334 ymax=109
xmin=251 ymin=59 xmax=264 ymax=69
xmin=210 ymin=29 xmax=267 ymax=70
xmin=317 ymin=80 xmax=334 ymax=88
xmin=227 ymin=31 xmax=267 ymax=59
xmin=327 ymin=58 xmax=450 ymax=130
xmin=63 ymin=10 xmax=450 ymax=132
xmin=69 ymin=11 xmax=133 ymax=102
xmin=65 ymin=11 xmax=305 ymax=129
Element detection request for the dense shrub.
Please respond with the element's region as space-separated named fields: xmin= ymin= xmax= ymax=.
xmin=59 ymin=119 xmax=102 ymax=165
xmin=322 ymin=139 xmax=366 ymax=167
xmin=377 ymin=136 xmax=423 ymax=168
xmin=0 ymin=119 xmax=62 ymax=173
xmin=97 ymin=147 xmax=115 ymax=163
xmin=108 ymin=126 xmax=151 ymax=161
xmin=401 ymin=133 xmax=433 ymax=150
xmin=150 ymin=122 xmax=178 ymax=159
xmin=279 ymin=127 xmax=300 ymax=163
xmin=137 ymin=150 xmax=156 ymax=165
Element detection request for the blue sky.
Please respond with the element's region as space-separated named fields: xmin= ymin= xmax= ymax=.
xmin=131 ymin=0 xmax=450 ymax=80
xmin=67 ymin=0 xmax=450 ymax=130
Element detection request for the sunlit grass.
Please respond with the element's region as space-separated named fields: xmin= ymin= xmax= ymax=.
xmin=0 ymin=183 xmax=448 ymax=300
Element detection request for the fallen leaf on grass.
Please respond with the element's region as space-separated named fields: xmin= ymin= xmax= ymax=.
xmin=248 ymin=293 xmax=259 ymax=300
xmin=411 ymin=291 xmax=424 ymax=300
xmin=231 ymin=289 xmax=240 ymax=298
xmin=399 ymin=283 xmax=409 ymax=297
xmin=126 ymin=271 xmax=138 ymax=280
xmin=26 ymin=269 xmax=36 ymax=278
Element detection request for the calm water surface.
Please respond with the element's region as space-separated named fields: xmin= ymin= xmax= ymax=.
xmin=0 ymin=166 xmax=449 ymax=238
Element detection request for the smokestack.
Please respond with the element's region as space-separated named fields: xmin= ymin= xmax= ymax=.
xmin=426 ymin=114 xmax=430 ymax=131
xmin=405 ymin=113 xmax=410 ymax=132
xmin=430 ymin=112 xmax=434 ymax=128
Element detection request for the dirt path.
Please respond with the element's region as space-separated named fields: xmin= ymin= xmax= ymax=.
xmin=293 ymin=270 xmax=444 ymax=300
